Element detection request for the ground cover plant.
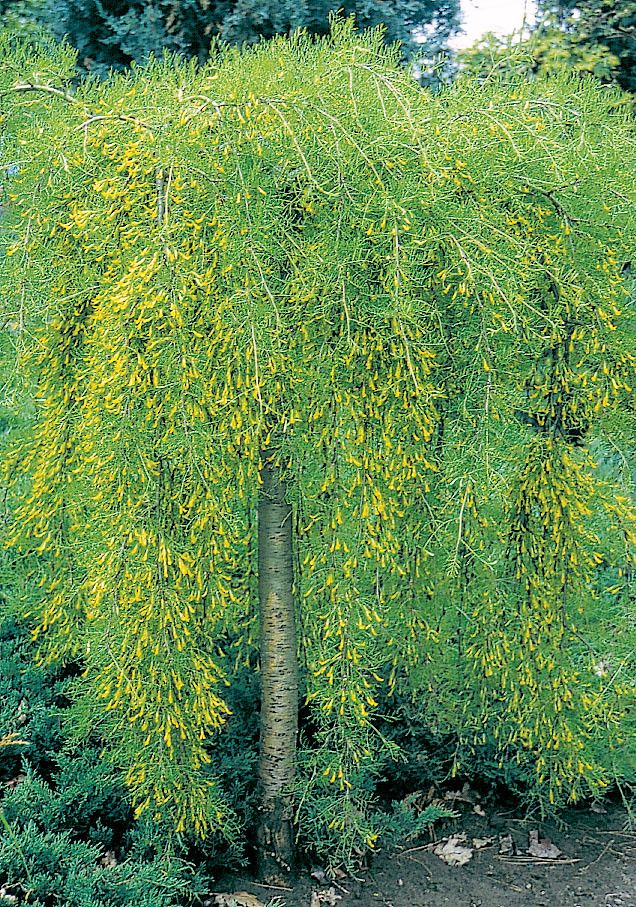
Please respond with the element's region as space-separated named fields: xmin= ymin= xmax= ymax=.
xmin=0 ymin=20 xmax=635 ymax=880
xmin=0 ymin=617 xmax=217 ymax=906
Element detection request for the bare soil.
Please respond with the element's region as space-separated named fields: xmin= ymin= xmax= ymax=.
xmin=215 ymin=802 xmax=636 ymax=907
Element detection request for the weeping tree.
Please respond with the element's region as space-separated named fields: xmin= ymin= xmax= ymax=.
xmin=1 ymin=22 xmax=635 ymax=874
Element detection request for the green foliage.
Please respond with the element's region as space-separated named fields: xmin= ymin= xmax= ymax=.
xmin=535 ymin=0 xmax=635 ymax=92
xmin=0 ymin=619 xmax=215 ymax=905
xmin=458 ymin=1 xmax=635 ymax=94
xmin=0 ymin=0 xmax=460 ymax=75
xmin=378 ymin=796 xmax=455 ymax=847
xmin=1 ymin=23 xmax=635 ymax=866
xmin=0 ymin=0 xmax=44 ymax=38
xmin=0 ymin=620 xmax=62 ymax=779
xmin=0 ymin=823 xmax=210 ymax=907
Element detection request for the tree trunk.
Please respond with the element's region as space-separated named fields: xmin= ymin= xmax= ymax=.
xmin=256 ymin=453 xmax=298 ymax=879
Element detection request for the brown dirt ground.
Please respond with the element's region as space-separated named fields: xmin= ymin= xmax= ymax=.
xmin=214 ymin=802 xmax=636 ymax=907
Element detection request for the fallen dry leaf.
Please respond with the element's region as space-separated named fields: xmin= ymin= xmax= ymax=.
xmin=100 ymin=850 xmax=117 ymax=868
xmin=16 ymin=700 xmax=27 ymax=727
xmin=310 ymin=888 xmax=341 ymax=907
xmin=5 ymin=774 xmax=25 ymax=790
xmin=590 ymin=802 xmax=607 ymax=815
xmin=527 ymin=830 xmax=562 ymax=860
xmin=443 ymin=782 xmax=475 ymax=805
xmin=472 ymin=836 xmax=496 ymax=850
xmin=434 ymin=833 xmax=473 ymax=867
xmin=498 ymin=833 xmax=516 ymax=856
xmin=593 ymin=658 xmax=610 ymax=677
xmin=214 ymin=893 xmax=265 ymax=907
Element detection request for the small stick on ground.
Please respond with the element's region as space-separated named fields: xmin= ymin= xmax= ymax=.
xmin=399 ymin=854 xmax=433 ymax=879
xmin=497 ymin=856 xmax=581 ymax=866
xmin=397 ymin=841 xmax=438 ymax=855
xmin=583 ymin=839 xmax=614 ymax=871
xmin=595 ymin=830 xmax=636 ymax=838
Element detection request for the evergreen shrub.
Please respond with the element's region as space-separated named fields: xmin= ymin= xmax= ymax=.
xmin=0 ymin=618 xmax=217 ymax=905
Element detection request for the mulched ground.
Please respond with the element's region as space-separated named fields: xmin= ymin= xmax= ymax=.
xmin=213 ymin=800 xmax=636 ymax=907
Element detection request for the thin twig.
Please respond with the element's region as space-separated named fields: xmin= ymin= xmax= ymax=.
xmin=582 ymin=838 xmax=615 ymax=871
xmin=497 ymin=856 xmax=581 ymax=865
xmin=2 ymin=80 xmax=153 ymax=132
xmin=2 ymin=80 xmax=79 ymax=105
xmin=78 ymin=113 xmax=153 ymax=132
xmin=397 ymin=840 xmax=438 ymax=854
xmin=595 ymin=830 xmax=636 ymax=838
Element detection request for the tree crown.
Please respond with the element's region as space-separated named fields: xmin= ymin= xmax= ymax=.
xmin=1 ymin=23 xmax=635 ymax=859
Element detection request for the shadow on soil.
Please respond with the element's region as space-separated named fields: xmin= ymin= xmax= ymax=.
xmin=214 ymin=801 xmax=636 ymax=907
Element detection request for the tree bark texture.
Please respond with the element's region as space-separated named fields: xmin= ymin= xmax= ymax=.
xmin=256 ymin=454 xmax=298 ymax=879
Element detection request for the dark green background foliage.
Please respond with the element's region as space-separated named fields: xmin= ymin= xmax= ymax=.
xmin=0 ymin=0 xmax=43 ymax=35
xmin=0 ymin=0 xmax=460 ymax=73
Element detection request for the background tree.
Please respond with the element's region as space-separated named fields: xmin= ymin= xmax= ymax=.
xmin=0 ymin=0 xmax=460 ymax=74
xmin=458 ymin=0 xmax=635 ymax=93
xmin=1 ymin=23 xmax=635 ymax=872
xmin=532 ymin=0 xmax=635 ymax=91
xmin=0 ymin=0 xmax=43 ymax=36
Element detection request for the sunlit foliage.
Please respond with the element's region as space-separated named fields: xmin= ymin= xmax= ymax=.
xmin=534 ymin=0 xmax=635 ymax=93
xmin=457 ymin=1 xmax=635 ymax=95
